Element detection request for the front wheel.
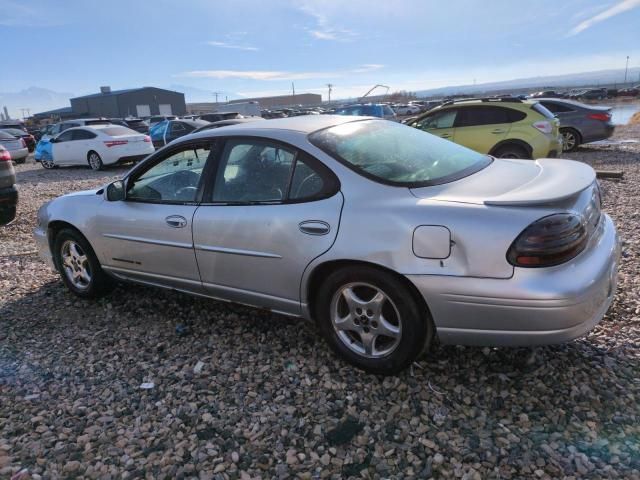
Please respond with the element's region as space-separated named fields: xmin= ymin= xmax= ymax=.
xmin=493 ymin=144 xmax=530 ymax=159
xmin=315 ymin=266 xmax=433 ymax=375
xmin=88 ymin=151 xmax=103 ymax=171
xmin=53 ymin=228 xmax=114 ymax=298
xmin=41 ymin=155 xmax=55 ymax=169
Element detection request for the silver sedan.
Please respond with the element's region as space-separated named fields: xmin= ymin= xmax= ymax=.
xmin=34 ymin=116 xmax=619 ymax=374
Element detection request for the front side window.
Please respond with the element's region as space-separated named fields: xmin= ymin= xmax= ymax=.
xmin=127 ymin=144 xmax=211 ymax=203
xmin=309 ymin=119 xmax=491 ymax=187
xmin=414 ymin=109 xmax=457 ymax=130
xmin=56 ymin=130 xmax=74 ymax=142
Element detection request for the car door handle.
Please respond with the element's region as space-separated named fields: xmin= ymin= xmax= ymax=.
xmin=299 ymin=220 xmax=330 ymax=235
xmin=165 ymin=215 xmax=187 ymax=228
xmin=491 ymin=129 xmax=506 ymax=134
xmin=440 ymin=134 xmax=451 ymax=138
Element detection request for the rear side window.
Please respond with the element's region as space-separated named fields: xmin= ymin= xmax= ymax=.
xmin=455 ymin=106 xmax=511 ymax=127
xmin=531 ymin=103 xmax=555 ymax=119
xmin=101 ymin=127 xmax=137 ymax=136
xmin=540 ymin=102 xmax=575 ymax=113
xmin=414 ymin=109 xmax=457 ymax=129
xmin=72 ymin=129 xmax=97 ymax=140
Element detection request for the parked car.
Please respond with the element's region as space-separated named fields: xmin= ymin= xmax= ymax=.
xmin=529 ymin=90 xmax=563 ymax=98
xmin=0 ymin=145 xmax=18 ymax=225
xmin=34 ymin=115 xmax=618 ymax=374
xmin=38 ymin=118 xmax=113 ymax=142
xmin=37 ymin=125 xmax=154 ymax=170
xmin=0 ymin=127 xmax=36 ymax=152
xmin=192 ymin=117 xmax=264 ymax=134
xmin=0 ymin=130 xmax=28 ymax=164
xmin=537 ymin=98 xmax=614 ymax=151
xmin=334 ymin=104 xmax=397 ymax=121
xmin=618 ymin=86 xmax=639 ymax=97
xmin=149 ymin=119 xmax=209 ymax=148
xmin=408 ymin=97 xmax=561 ymax=159
xmin=199 ymin=112 xmax=242 ymax=122
xmin=393 ymin=104 xmax=421 ymax=116
xmin=108 ymin=118 xmax=150 ymax=134
xmin=578 ymin=88 xmax=608 ymax=100
xmin=146 ymin=115 xmax=177 ymax=127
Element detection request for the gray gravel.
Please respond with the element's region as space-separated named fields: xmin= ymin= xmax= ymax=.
xmin=1 ymin=129 xmax=639 ymax=479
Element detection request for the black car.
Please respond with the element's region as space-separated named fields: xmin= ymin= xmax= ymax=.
xmin=108 ymin=118 xmax=149 ymax=134
xmin=0 ymin=127 xmax=36 ymax=152
xmin=149 ymin=119 xmax=209 ymax=148
xmin=579 ymin=88 xmax=608 ymax=100
xmin=198 ymin=112 xmax=241 ymax=122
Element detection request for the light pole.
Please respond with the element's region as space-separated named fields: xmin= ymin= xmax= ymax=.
xmin=624 ymin=56 xmax=629 ymax=84
xmin=326 ymin=83 xmax=333 ymax=104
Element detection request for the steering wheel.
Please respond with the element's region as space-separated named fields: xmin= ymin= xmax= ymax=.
xmin=295 ymin=173 xmax=321 ymax=198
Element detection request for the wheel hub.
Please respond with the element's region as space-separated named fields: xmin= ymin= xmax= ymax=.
xmin=330 ymin=282 xmax=402 ymax=358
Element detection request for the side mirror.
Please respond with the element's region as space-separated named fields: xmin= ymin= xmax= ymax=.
xmin=48 ymin=137 xmax=56 ymax=143
xmin=106 ymin=180 xmax=126 ymax=201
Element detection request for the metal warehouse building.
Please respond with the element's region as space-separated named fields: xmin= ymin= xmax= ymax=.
xmin=70 ymin=86 xmax=186 ymax=118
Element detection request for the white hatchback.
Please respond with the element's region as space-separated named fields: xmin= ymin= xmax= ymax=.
xmin=41 ymin=125 xmax=155 ymax=170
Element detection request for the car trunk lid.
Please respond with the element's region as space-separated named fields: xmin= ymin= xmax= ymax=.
xmin=410 ymin=158 xmax=595 ymax=206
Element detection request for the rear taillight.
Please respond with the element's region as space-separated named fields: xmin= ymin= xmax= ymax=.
xmin=532 ymin=121 xmax=553 ymax=134
xmin=143 ymin=136 xmax=151 ymax=142
xmin=588 ymin=112 xmax=611 ymax=122
xmin=104 ymin=140 xmax=128 ymax=147
xmin=507 ymin=213 xmax=588 ymax=267
xmin=0 ymin=150 xmax=11 ymax=162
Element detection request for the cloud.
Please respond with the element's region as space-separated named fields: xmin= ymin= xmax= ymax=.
xmin=298 ymin=3 xmax=357 ymax=41
xmin=206 ymin=41 xmax=259 ymax=51
xmin=176 ymin=64 xmax=383 ymax=81
xmin=568 ymin=0 xmax=640 ymax=36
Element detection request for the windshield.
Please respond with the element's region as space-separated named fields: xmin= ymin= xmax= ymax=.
xmin=309 ymin=119 xmax=491 ymax=187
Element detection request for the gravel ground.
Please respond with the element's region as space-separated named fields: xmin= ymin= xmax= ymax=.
xmin=1 ymin=128 xmax=639 ymax=479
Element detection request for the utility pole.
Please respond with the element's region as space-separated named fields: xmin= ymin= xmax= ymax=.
xmin=624 ymin=56 xmax=629 ymax=84
xmin=326 ymin=83 xmax=333 ymax=104
xmin=213 ymin=92 xmax=222 ymax=103
xmin=292 ymin=82 xmax=295 ymax=104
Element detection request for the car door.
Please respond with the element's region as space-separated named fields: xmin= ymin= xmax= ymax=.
xmin=192 ymin=137 xmax=343 ymax=316
xmin=68 ymin=129 xmax=98 ymax=165
xmin=412 ymin=108 xmax=457 ymax=141
xmin=94 ymin=141 xmax=214 ymax=292
xmin=453 ymin=106 xmax=511 ymax=153
xmin=51 ymin=130 xmax=76 ymax=164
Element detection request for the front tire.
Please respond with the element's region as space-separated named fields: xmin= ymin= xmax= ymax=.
xmin=53 ymin=228 xmax=114 ymax=298
xmin=88 ymin=151 xmax=103 ymax=171
xmin=315 ymin=266 xmax=433 ymax=375
xmin=560 ymin=128 xmax=581 ymax=152
xmin=41 ymin=155 xmax=56 ymax=169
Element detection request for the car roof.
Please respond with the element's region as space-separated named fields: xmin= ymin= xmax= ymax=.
xmin=189 ymin=115 xmax=370 ymax=139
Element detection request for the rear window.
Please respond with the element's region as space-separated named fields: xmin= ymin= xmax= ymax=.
xmin=85 ymin=120 xmax=111 ymax=125
xmin=100 ymin=127 xmax=137 ymax=136
xmin=531 ymin=103 xmax=555 ymax=119
xmin=1 ymin=128 xmax=26 ymax=136
xmin=0 ymin=131 xmax=16 ymax=140
xmin=309 ymin=119 xmax=491 ymax=187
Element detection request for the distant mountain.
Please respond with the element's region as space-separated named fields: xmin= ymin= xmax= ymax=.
xmin=0 ymin=87 xmax=74 ymax=119
xmin=413 ymin=67 xmax=640 ymax=98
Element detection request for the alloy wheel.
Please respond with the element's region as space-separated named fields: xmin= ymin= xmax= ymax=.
xmin=330 ymin=282 xmax=402 ymax=358
xmin=562 ymin=131 xmax=577 ymax=151
xmin=41 ymin=157 xmax=55 ymax=169
xmin=89 ymin=153 xmax=102 ymax=170
xmin=61 ymin=240 xmax=92 ymax=290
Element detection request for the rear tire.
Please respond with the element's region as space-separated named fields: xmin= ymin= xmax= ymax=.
xmin=53 ymin=228 xmax=114 ymax=298
xmin=560 ymin=128 xmax=581 ymax=152
xmin=315 ymin=266 xmax=433 ymax=375
xmin=88 ymin=151 xmax=103 ymax=171
xmin=493 ymin=144 xmax=530 ymax=159
xmin=14 ymin=157 xmax=26 ymax=165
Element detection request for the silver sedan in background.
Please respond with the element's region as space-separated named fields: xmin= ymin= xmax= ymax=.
xmin=34 ymin=116 xmax=619 ymax=374
xmin=0 ymin=130 xmax=29 ymax=164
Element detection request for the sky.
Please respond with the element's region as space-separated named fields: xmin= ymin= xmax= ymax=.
xmin=1 ymin=0 xmax=639 ymax=109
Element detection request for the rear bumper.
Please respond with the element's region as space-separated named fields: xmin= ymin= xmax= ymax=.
xmin=9 ymin=148 xmax=28 ymax=160
xmin=582 ymin=123 xmax=615 ymax=144
xmin=0 ymin=185 xmax=18 ymax=225
xmin=407 ymin=214 xmax=619 ymax=346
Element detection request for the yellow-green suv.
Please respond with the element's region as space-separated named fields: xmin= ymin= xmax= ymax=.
xmin=408 ymin=98 xmax=562 ymax=159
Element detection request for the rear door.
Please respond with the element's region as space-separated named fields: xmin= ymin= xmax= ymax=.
xmin=453 ymin=106 xmax=512 ymax=153
xmin=192 ymin=137 xmax=343 ymax=315
xmin=412 ymin=108 xmax=457 ymax=141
